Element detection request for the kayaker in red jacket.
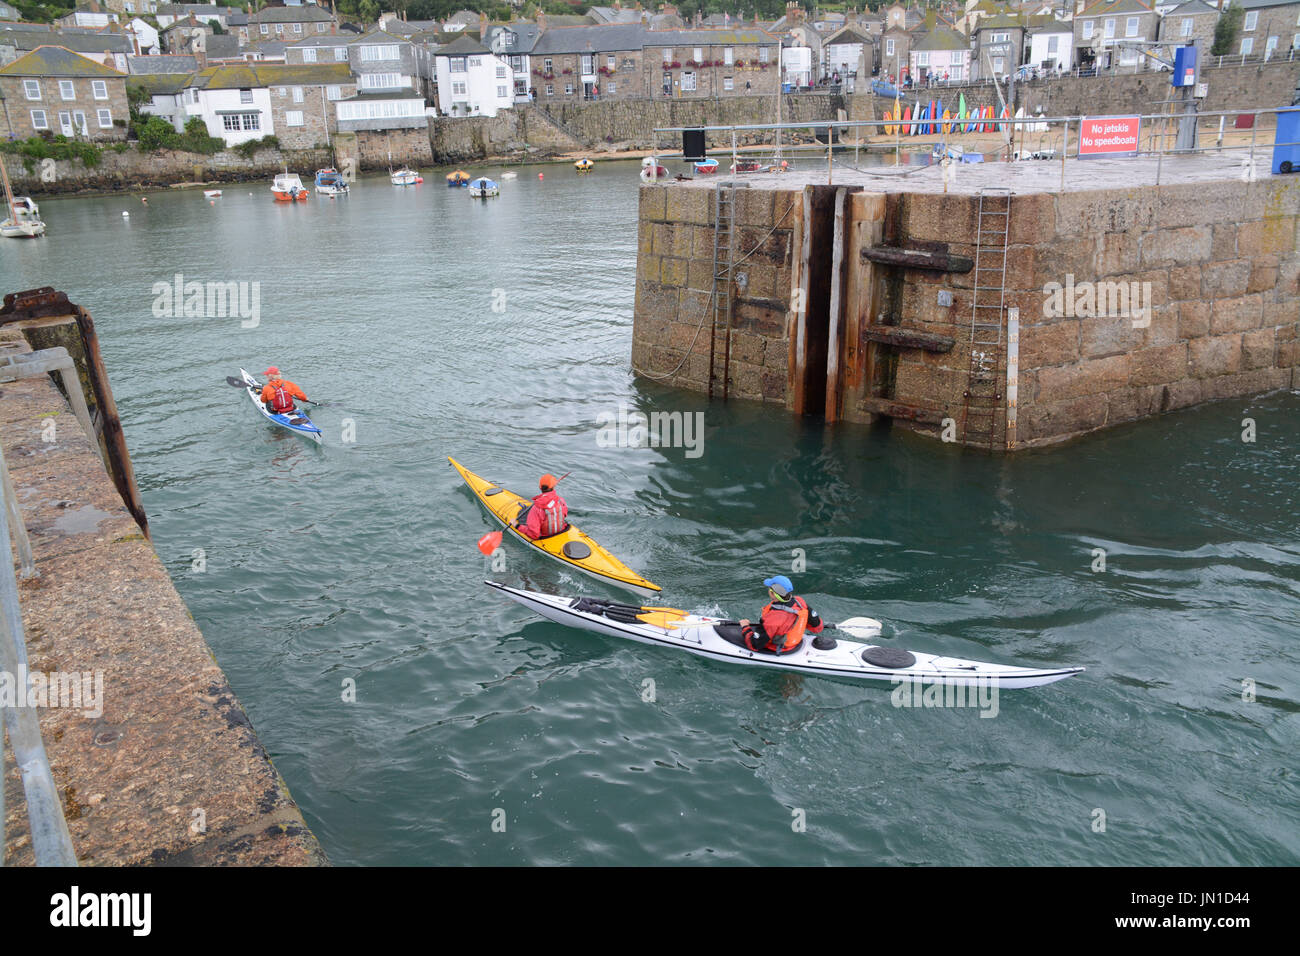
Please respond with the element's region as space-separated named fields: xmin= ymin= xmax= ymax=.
xmin=260 ymin=367 xmax=309 ymax=414
xmin=738 ymin=575 xmax=823 ymax=655
xmin=516 ymin=474 xmax=569 ymax=539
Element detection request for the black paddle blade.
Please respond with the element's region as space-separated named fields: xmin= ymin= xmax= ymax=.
xmin=226 ymin=376 xmax=246 ymax=387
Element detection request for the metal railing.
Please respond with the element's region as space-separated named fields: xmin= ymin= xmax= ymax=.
xmin=655 ymin=104 xmax=1300 ymax=189
xmin=0 ymin=346 xmax=81 ymax=867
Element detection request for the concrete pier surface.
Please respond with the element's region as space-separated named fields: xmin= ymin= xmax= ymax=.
xmin=1 ymin=331 xmax=326 ymax=865
xmin=674 ymin=152 xmax=1268 ymax=194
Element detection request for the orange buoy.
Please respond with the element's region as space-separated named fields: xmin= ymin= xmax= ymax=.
xmin=538 ymin=172 xmax=544 ymax=180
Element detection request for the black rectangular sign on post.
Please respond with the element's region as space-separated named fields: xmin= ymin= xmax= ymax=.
xmin=682 ymin=128 xmax=706 ymax=160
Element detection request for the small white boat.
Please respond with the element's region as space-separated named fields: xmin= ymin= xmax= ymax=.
xmin=1 ymin=196 xmax=45 ymax=238
xmin=639 ymin=156 xmax=668 ymax=181
xmin=467 ymin=177 xmax=499 ymax=197
xmin=314 ymin=168 xmax=349 ymax=196
xmin=391 ymin=167 xmax=421 ymax=186
xmin=1 ymin=157 xmax=45 ymax=238
xmin=203 ymin=189 xmax=223 ymax=198
xmin=501 ymin=171 xmax=518 ymax=180
xmin=271 ymin=173 xmax=309 ymax=202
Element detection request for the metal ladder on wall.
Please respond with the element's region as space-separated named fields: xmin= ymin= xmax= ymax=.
xmin=962 ymin=187 xmax=1012 ymax=449
xmin=709 ymin=183 xmax=738 ymax=400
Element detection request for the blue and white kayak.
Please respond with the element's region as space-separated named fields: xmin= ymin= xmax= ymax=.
xmin=487 ymin=582 xmax=1084 ymax=689
xmin=239 ymin=367 xmax=322 ymax=443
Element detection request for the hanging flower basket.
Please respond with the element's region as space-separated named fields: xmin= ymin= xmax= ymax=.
xmin=685 ymin=59 xmax=698 ymax=67
xmin=562 ymin=68 xmax=573 ymax=74
xmin=734 ymin=59 xmax=745 ymax=68
xmin=670 ymin=60 xmax=681 ymax=68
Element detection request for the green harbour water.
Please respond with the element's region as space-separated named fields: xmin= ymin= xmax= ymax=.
xmin=2 ymin=160 xmax=1298 ymax=866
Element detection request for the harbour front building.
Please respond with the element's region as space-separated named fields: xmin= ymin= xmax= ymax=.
xmin=0 ymin=45 xmax=128 ymax=140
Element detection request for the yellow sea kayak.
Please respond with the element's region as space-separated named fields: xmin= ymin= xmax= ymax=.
xmin=449 ymin=457 xmax=661 ymax=596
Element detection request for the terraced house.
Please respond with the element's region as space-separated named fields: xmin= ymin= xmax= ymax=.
xmin=1234 ymin=0 xmax=1300 ymax=57
xmin=245 ymin=4 xmax=337 ymax=43
xmin=0 ymin=45 xmax=128 ymax=140
xmin=527 ymin=23 xmax=646 ymax=101
xmin=1073 ymin=0 xmax=1159 ymax=73
xmin=910 ymin=20 xmax=972 ymax=81
xmin=182 ymin=62 xmax=353 ymax=148
xmin=1156 ymin=0 xmax=1219 ymax=48
xmin=641 ymin=27 xmax=782 ymax=98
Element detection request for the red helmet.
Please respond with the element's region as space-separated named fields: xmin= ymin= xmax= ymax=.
xmin=264 ymin=366 xmax=281 ymax=377
xmin=540 ymin=474 xmax=557 ymax=491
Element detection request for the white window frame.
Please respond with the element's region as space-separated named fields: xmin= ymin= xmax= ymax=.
xmin=23 ymin=79 xmax=40 ymax=100
xmin=724 ymin=47 xmax=733 ymax=65
xmin=59 ymin=80 xmax=75 ymax=100
xmin=497 ymin=84 xmax=507 ymax=98
xmin=30 ymin=109 xmax=47 ymax=129
xmin=285 ymin=110 xmax=304 ymax=126
xmin=327 ymin=86 xmax=342 ymax=100
xmin=451 ymin=80 xmax=467 ymax=96
xmin=335 ymin=47 xmax=347 ymax=61
xmin=97 ymin=108 xmax=112 ymax=128
xmin=1241 ymin=37 xmax=1254 ymax=54
xmin=886 ymin=38 xmax=894 ymax=56
xmin=564 ymin=82 xmax=574 ymax=95
xmin=450 ymin=56 xmax=466 ymax=72
xmin=292 ymin=86 xmax=304 ymax=103
xmin=607 ymin=80 xmax=615 ymax=94
xmin=1082 ymin=20 xmax=1093 ymax=39
xmin=723 ymin=75 xmax=733 ymax=90
xmin=260 ymin=23 xmax=268 ymax=35
xmin=293 ymin=22 xmax=302 ymax=34
xmin=1125 ymin=16 xmax=1139 ymax=38
xmin=240 ymin=88 xmax=253 ymax=104
xmin=545 ymin=83 xmax=553 ymax=96
xmin=1104 ymin=18 xmax=1115 ymax=39
xmin=681 ymin=70 xmax=696 ymax=91
xmin=91 ymin=80 xmax=108 ymax=100
xmin=662 ymin=48 xmax=672 ymax=63
xmin=1244 ymin=11 xmax=1258 ymax=32
xmin=693 ymin=47 xmax=702 ymax=62
xmin=1181 ymin=18 xmax=1192 ymax=38
xmin=302 ymin=47 xmax=317 ymax=62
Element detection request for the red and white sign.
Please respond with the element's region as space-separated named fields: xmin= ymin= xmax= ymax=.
xmin=1077 ymin=115 xmax=1141 ymax=159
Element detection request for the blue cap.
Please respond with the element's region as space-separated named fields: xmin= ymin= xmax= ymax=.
xmin=763 ymin=575 xmax=794 ymax=598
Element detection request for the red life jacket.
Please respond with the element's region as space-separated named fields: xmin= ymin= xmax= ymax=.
xmin=534 ymin=491 xmax=567 ymax=537
xmin=268 ymin=382 xmax=294 ymax=413
xmin=745 ymin=596 xmax=811 ymax=654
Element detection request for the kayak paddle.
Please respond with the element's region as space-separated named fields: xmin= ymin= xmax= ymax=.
xmin=225 ymin=375 xmax=322 ymax=406
xmin=476 ymin=471 xmax=571 ymax=555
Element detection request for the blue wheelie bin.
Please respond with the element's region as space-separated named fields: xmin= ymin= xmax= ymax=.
xmin=1272 ymin=107 xmax=1300 ymax=174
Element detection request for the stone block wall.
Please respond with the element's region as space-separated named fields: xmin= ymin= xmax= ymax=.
xmin=631 ymin=183 xmax=799 ymax=403
xmin=884 ymin=179 xmax=1300 ymax=446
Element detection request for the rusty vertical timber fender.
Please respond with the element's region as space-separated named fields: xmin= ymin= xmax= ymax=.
xmin=0 ymin=288 xmax=149 ymax=537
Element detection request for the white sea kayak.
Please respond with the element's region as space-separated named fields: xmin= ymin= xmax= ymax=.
xmin=488 ymin=582 xmax=1084 ymax=689
xmin=239 ymin=368 xmax=322 ymax=443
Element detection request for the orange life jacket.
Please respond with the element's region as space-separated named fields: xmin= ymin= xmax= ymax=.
xmin=746 ymin=596 xmax=810 ymax=654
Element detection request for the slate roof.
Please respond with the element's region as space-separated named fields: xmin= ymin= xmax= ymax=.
xmin=128 ymin=53 xmax=198 ymax=73
xmin=823 ymin=23 xmax=874 ymax=45
xmin=127 ymin=71 xmax=191 ymax=94
xmin=433 ymin=33 xmax=491 ymax=55
xmin=1077 ymin=0 xmax=1154 ymax=14
xmin=912 ymin=25 xmax=971 ymax=51
xmin=0 ymin=44 xmax=126 ymax=75
xmin=640 ymin=27 xmax=779 ymax=46
xmin=248 ymin=6 xmax=334 ymax=23
xmin=188 ymin=61 xmax=350 ymax=88
xmin=531 ymin=23 xmax=647 ymax=54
